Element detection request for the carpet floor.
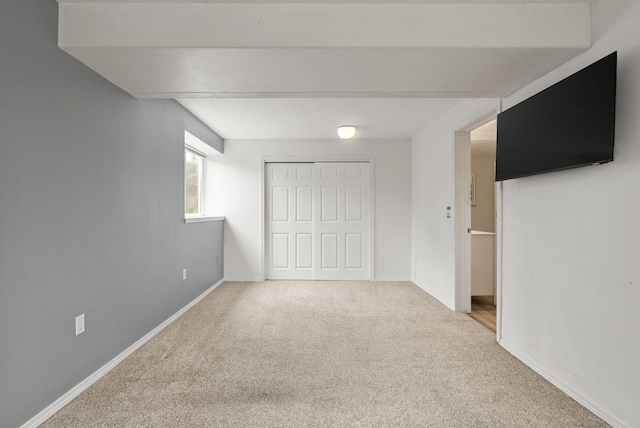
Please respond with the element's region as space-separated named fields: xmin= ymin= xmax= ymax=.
xmin=42 ymin=281 xmax=609 ymax=427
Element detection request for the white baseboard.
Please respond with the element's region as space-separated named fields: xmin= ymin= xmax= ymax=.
xmin=223 ymin=277 xmax=413 ymax=282
xmin=499 ymin=339 xmax=627 ymax=428
xmin=21 ymin=279 xmax=225 ymax=428
xmin=373 ymin=277 xmax=412 ymax=282
xmin=223 ymin=277 xmax=263 ymax=282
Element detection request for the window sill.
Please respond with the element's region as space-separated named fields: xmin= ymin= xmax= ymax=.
xmin=184 ymin=216 xmax=225 ymax=224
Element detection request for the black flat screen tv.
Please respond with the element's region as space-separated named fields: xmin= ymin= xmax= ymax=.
xmin=495 ymin=52 xmax=617 ymax=181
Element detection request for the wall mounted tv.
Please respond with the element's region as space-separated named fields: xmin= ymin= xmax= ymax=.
xmin=495 ymin=52 xmax=617 ymax=181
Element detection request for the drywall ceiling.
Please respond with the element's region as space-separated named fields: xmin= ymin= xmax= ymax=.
xmin=56 ymin=1 xmax=593 ymax=140
xmin=177 ymin=98 xmax=461 ymax=140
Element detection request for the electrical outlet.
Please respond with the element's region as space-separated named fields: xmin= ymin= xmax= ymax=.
xmin=183 ymin=268 xmax=187 ymax=280
xmin=75 ymin=314 xmax=85 ymax=336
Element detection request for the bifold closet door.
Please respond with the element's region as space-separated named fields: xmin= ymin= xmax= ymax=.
xmin=265 ymin=162 xmax=370 ymax=280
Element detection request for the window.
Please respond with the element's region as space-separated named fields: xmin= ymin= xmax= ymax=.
xmin=184 ymin=130 xmax=223 ymax=222
xmin=184 ymin=147 xmax=205 ymax=217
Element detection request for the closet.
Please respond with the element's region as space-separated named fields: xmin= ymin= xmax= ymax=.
xmin=265 ymin=162 xmax=371 ymax=280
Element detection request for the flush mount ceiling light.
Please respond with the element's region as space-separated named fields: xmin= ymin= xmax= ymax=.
xmin=337 ymin=125 xmax=356 ymax=139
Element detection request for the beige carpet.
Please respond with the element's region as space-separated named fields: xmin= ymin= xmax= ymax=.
xmin=42 ymin=281 xmax=608 ymax=427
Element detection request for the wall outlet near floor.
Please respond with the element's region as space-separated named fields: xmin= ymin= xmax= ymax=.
xmin=183 ymin=268 xmax=187 ymax=280
xmin=75 ymin=314 xmax=85 ymax=336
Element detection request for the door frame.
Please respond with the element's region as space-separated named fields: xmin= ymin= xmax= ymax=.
xmin=260 ymin=156 xmax=375 ymax=281
xmin=453 ymin=107 xmax=503 ymax=340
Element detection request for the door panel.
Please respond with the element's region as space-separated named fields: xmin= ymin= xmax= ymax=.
xmin=345 ymin=234 xmax=363 ymax=269
xmin=346 ymin=165 xmax=363 ymax=179
xmin=296 ymin=234 xmax=314 ymax=269
xmin=272 ymin=167 xmax=289 ymax=180
xmin=320 ymin=186 xmax=339 ymax=222
xmin=345 ymin=186 xmax=363 ymax=222
xmin=266 ymin=163 xmax=315 ymax=279
xmin=321 ymin=234 xmax=339 ymax=269
xmin=314 ymin=162 xmax=370 ymax=280
xmin=320 ymin=165 xmax=339 ymax=179
xmin=296 ymin=166 xmax=313 ymax=180
xmin=296 ymin=186 xmax=313 ymax=222
xmin=272 ymin=187 xmax=289 ymax=222
xmin=272 ymin=234 xmax=289 ymax=269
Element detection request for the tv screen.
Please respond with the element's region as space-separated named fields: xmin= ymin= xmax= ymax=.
xmin=495 ymin=52 xmax=617 ymax=181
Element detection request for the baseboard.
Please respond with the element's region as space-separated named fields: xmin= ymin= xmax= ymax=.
xmin=20 ymin=279 xmax=225 ymax=428
xmin=411 ymin=279 xmax=455 ymax=311
xmin=223 ymin=277 xmax=413 ymax=282
xmin=499 ymin=339 xmax=628 ymax=428
xmin=373 ymin=277 xmax=412 ymax=282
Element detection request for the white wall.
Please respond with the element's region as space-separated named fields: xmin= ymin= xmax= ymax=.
xmin=411 ymin=1 xmax=640 ymax=426
xmin=411 ymin=99 xmax=499 ymax=309
xmin=498 ymin=2 xmax=640 ymax=427
xmin=212 ymin=139 xmax=412 ymax=281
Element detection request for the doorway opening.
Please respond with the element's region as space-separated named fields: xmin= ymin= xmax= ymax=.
xmin=468 ymin=119 xmax=497 ymax=333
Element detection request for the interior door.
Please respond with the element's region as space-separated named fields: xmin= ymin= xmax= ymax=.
xmin=265 ymin=162 xmax=371 ymax=280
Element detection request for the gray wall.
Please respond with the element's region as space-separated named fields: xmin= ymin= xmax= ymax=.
xmin=0 ymin=1 xmax=224 ymax=426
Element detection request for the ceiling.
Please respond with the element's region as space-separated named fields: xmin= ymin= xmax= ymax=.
xmin=56 ymin=0 xmax=593 ymax=140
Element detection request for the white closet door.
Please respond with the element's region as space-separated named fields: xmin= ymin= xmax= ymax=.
xmin=265 ymin=162 xmax=370 ymax=280
xmin=314 ymin=162 xmax=370 ymax=280
xmin=265 ymin=163 xmax=315 ymax=280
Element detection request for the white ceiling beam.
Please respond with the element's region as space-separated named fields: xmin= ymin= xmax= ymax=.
xmin=56 ymin=0 xmax=595 ymax=3
xmin=62 ymin=46 xmax=585 ymax=99
xmin=58 ymin=3 xmax=590 ymax=49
